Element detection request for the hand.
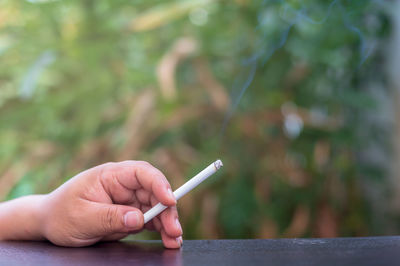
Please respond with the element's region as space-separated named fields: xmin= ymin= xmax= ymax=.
xmin=41 ymin=161 xmax=183 ymax=248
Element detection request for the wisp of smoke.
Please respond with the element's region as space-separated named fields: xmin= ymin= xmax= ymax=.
xmin=219 ymin=0 xmax=379 ymax=138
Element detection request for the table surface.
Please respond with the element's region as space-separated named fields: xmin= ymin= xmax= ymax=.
xmin=1 ymin=236 xmax=400 ymax=266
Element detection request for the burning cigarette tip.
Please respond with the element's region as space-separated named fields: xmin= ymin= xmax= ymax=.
xmin=214 ymin=159 xmax=223 ymax=170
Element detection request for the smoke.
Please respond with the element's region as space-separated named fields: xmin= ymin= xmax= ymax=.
xmin=221 ymin=62 xmax=257 ymax=135
xmin=338 ymin=2 xmax=375 ymax=69
xmin=220 ymin=0 xmax=379 ymax=136
xmin=19 ymin=50 xmax=56 ymax=99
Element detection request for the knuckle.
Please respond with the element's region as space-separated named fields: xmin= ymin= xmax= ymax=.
xmin=121 ymin=160 xmax=135 ymax=164
xmin=102 ymin=162 xmax=116 ymax=169
xmin=98 ymin=163 xmax=114 ymax=180
xmin=101 ymin=207 xmax=118 ymax=232
xmin=136 ymin=161 xmax=163 ymax=178
xmin=137 ymin=161 xmax=152 ymax=168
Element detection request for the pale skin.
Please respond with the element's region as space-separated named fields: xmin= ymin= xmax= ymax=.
xmin=0 ymin=161 xmax=183 ymax=248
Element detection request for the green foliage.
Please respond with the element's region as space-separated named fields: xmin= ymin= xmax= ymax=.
xmin=0 ymin=0 xmax=391 ymax=239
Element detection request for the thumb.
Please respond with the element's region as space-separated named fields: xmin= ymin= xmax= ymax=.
xmin=97 ymin=204 xmax=144 ymax=234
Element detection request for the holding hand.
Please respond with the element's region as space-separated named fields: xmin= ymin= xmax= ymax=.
xmin=0 ymin=161 xmax=183 ymax=249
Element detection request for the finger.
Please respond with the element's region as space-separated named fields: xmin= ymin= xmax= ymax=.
xmin=152 ymin=216 xmax=162 ymax=232
xmin=148 ymin=195 xmax=181 ymax=236
xmin=160 ymin=206 xmax=182 ymax=238
xmin=130 ymin=200 xmax=140 ymax=210
xmin=88 ymin=202 xmax=144 ymax=235
xmin=141 ymin=204 xmax=151 ymax=214
xmin=140 ymin=205 xmax=157 ymax=231
xmin=100 ymin=161 xmax=176 ymax=206
xmin=96 ymin=163 xmax=135 ymax=204
xmin=135 ymin=189 xmax=151 ymax=205
xmin=141 ymin=204 xmax=163 ymax=232
xmin=161 ymin=229 xmax=182 ymax=249
xmin=144 ymin=221 xmax=157 ymax=231
xmin=149 ymin=195 xmax=181 ymax=236
xmin=134 ymin=161 xmax=176 ymax=206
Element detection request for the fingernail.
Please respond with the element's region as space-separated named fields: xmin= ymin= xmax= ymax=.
xmin=167 ymin=188 xmax=176 ymax=203
xmin=175 ymin=218 xmax=182 ymax=233
xmin=176 ymin=236 xmax=183 ymax=247
xmin=124 ymin=211 xmax=140 ymax=228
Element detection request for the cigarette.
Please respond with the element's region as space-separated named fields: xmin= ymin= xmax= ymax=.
xmin=143 ymin=159 xmax=223 ymax=224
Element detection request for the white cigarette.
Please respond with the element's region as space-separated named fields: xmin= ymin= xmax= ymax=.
xmin=143 ymin=159 xmax=223 ymax=224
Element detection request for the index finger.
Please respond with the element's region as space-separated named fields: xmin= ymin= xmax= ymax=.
xmin=103 ymin=160 xmax=176 ymax=206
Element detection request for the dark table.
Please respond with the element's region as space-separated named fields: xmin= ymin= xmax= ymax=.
xmin=1 ymin=237 xmax=400 ymax=266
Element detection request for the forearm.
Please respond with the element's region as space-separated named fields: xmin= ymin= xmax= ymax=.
xmin=0 ymin=195 xmax=47 ymax=241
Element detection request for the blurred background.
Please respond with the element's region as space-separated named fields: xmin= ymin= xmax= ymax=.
xmin=1 ymin=0 xmax=399 ymax=240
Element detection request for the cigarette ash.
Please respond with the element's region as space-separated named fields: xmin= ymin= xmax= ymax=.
xmin=214 ymin=160 xmax=223 ymax=170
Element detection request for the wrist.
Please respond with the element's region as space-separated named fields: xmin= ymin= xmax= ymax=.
xmin=31 ymin=194 xmax=49 ymax=240
xmin=14 ymin=194 xmax=49 ymax=241
xmin=0 ymin=194 xmax=48 ymax=241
